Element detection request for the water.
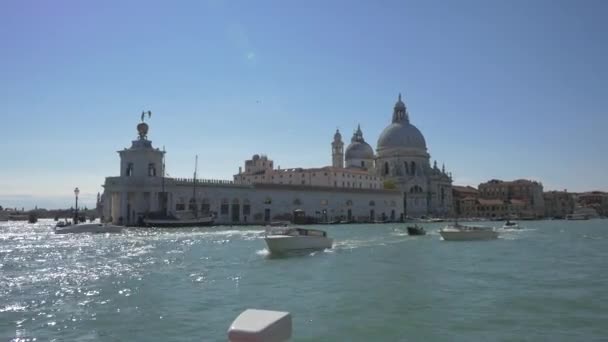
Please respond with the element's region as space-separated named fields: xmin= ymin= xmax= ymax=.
xmin=1 ymin=219 xmax=607 ymax=341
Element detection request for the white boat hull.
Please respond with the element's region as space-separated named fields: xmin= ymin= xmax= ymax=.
xmin=55 ymin=223 xmax=123 ymax=234
xmin=440 ymin=229 xmax=498 ymax=241
xmin=264 ymin=236 xmax=333 ymax=253
xmin=502 ymin=224 xmax=520 ymax=229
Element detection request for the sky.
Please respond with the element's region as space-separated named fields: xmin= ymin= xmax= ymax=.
xmin=0 ymin=0 xmax=607 ymax=209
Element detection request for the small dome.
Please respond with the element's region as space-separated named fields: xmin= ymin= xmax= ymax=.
xmin=345 ymin=141 xmax=374 ymax=160
xmin=345 ymin=125 xmax=374 ymax=160
xmin=377 ymin=122 xmax=426 ymax=151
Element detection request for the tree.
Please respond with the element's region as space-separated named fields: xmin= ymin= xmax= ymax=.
xmin=0 ymin=205 xmax=3 ymax=211
xmin=383 ymin=180 xmax=397 ymax=190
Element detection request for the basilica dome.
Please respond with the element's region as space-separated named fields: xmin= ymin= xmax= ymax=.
xmin=377 ymin=94 xmax=427 ymax=151
xmin=345 ymin=125 xmax=374 ymax=160
xmin=377 ymin=123 xmax=426 ymax=150
xmin=346 ymin=141 xmax=374 ymax=160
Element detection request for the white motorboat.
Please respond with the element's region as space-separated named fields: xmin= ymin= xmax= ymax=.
xmin=440 ymin=223 xmax=498 ymax=241
xmin=502 ymin=220 xmax=520 ymax=229
xmin=54 ymin=223 xmax=123 ymax=234
xmin=264 ymin=227 xmax=333 ymax=254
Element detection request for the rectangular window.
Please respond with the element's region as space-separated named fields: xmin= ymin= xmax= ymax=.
xmin=176 ymin=203 xmax=186 ymax=211
xmin=220 ymin=204 xmax=229 ymax=215
xmin=201 ymin=204 xmax=210 ymax=213
xmin=243 ymin=205 xmax=251 ymax=216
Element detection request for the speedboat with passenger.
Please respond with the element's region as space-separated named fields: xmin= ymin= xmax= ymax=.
xmin=264 ymin=227 xmax=332 ymax=254
xmin=440 ymin=222 xmax=498 ymax=241
xmin=406 ymin=225 xmax=426 ymax=236
xmin=502 ymin=220 xmax=520 ymax=229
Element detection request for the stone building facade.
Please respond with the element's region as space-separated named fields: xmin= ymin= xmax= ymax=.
xmin=102 ymin=120 xmax=402 ymax=225
xmin=576 ymin=191 xmax=608 ymax=216
xmin=543 ymin=191 xmax=575 ymax=218
xmin=478 ymin=179 xmax=545 ymax=218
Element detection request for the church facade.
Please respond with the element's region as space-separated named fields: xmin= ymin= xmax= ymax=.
xmin=234 ymin=94 xmax=453 ymax=218
xmin=375 ymin=94 xmax=453 ymax=217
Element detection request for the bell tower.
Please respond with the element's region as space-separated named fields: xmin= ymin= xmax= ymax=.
xmin=331 ymin=129 xmax=344 ymax=168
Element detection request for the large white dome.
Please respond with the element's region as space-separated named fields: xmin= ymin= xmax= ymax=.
xmin=377 ymin=94 xmax=427 ymax=152
xmin=377 ymin=122 xmax=426 ymax=150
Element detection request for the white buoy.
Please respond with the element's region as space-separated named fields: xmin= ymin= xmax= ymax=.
xmin=227 ymin=309 xmax=292 ymax=342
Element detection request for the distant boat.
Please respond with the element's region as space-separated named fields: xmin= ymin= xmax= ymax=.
xmin=264 ymin=227 xmax=332 ymax=254
xmin=502 ymin=220 xmax=520 ymax=229
xmin=407 ymin=225 xmax=426 ymax=236
xmin=440 ymin=222 xmax=498 ymax=241
xmin=143 ymin=213 xmax=214 ymax=227
xmin=55 ymin=223 xmax=122 ymax=234
xmin=8 ymin=214 xmax=28 ymax=221
xmin=566 ymin=214 xmax=589 ymax=220
xmin=143 ymin=154 xmax=215 ymax=228
xmin=320 ymin=220 xmax=341 ymax=225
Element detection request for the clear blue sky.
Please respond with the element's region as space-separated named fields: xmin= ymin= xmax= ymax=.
xmin=1 ymin=0 xmax=606 ymax=209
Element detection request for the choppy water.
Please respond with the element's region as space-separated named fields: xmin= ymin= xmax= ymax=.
xmin=1 ymin=219 xmax=607 ymax=341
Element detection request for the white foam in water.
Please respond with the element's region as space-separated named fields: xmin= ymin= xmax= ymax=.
xmin=256 ymin=248 xmax=270 ymax=256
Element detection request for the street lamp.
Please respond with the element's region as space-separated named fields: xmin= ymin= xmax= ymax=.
xmin=74 ymin=187 xmax=80 ymax=223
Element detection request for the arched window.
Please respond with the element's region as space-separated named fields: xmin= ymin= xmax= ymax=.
xmin=220 ymin=199 xmax=229 ymax=215
xmin=410 ymin=161 xmax=416 ymax=176
xmin=361 ymin=161 xmax=365 ymax=167
xmin=404 ymin=162 xmax=409 ymax=175
xmin=410 ymin=185 xmax=423 ymax=194
xmin=148 ymin=163 xmax=156 ymax=177
xmin=201 ymin=199 xmax=210 ymax=214
xmin=243 ymin=199 xmax=251 ymax=216
xmin=384 ymin=162 xmax=389 ymax=175
xmin=126 ymin=163 xmax=133 ymax=177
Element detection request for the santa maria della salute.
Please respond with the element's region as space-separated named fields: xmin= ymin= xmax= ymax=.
xmin=101 ymin=94 xmax=453 ymax=226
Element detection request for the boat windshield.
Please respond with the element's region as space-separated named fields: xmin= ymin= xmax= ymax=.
xmin=268 ymin=228 xmax=327 ymax=237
